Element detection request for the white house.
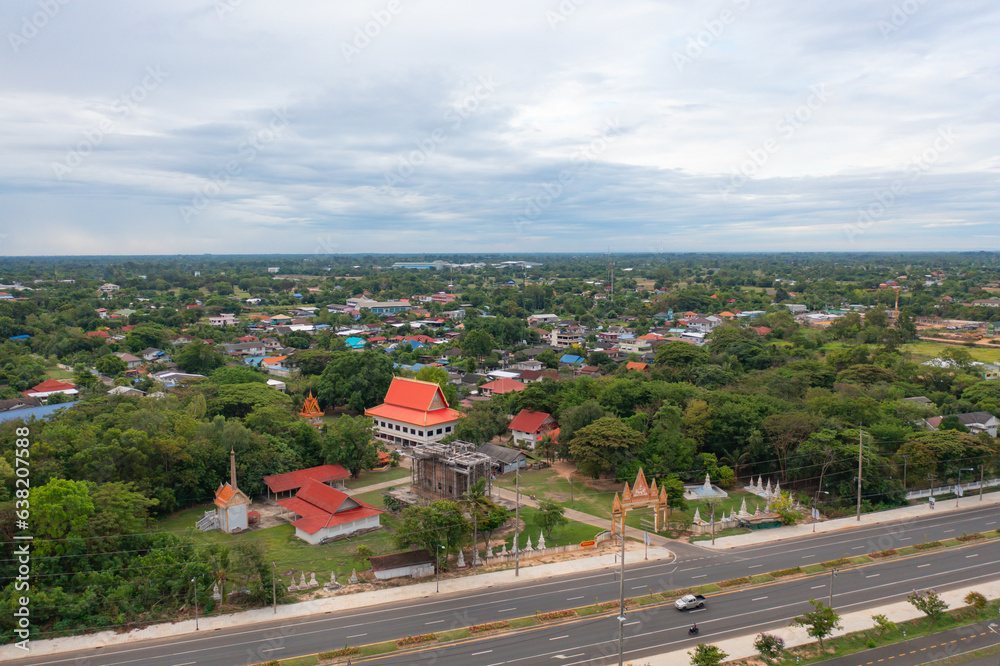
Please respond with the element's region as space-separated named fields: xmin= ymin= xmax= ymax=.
xmin=509 ymin=409 xmax=558 ymax=449
xmin=278 ymin=480 xmax=382 ymax=544
xmin=210 ymin=313 xmax=238 ymax=326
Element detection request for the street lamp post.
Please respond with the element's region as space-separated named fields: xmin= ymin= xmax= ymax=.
xmin=958 ymin=467 xmax=974 ymax=508
xmin=435 ymin=544 xmax=445 ymax=593
xmin=191 ymin=577 xmax=199 ymax=631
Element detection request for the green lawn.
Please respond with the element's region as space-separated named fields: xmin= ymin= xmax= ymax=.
xmin=495 ymin=506 xmax=602 ymax=550
xmin=496 ymin=469 xmax=762 ymax=535
xmin=904 ymin=340 xmax=1000 ymax=363
xmin=343 ymin=466 xmax=411 ymax=489
xmin=156 ymin=503 xmax=400 ymax=587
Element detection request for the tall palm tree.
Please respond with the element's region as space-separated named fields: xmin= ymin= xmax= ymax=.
xmin=462 ymin=478 xmax=492 ymax=567
xmin=208 ymin=545 xmax=231 ymax=606
xmin=720 ymin=446 xmax=750 ymax=481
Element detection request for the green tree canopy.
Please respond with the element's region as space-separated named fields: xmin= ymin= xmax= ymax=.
xmin=315 ymin=350 xmax=395 ymax=412
xmin=568 ymin=416 xmax=644 ymax=479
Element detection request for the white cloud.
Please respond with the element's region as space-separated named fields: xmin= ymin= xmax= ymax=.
xmin=0 ymin=0 xmax=998 ymax=254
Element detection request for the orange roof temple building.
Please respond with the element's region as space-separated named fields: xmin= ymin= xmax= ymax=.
xmin=365 ymin=377 xmax=461 ymax=449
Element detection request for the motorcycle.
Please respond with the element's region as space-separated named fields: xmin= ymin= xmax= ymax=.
xmin=688 ymin=625 xmax=699 ymax=635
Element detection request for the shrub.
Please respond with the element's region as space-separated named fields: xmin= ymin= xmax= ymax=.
xmin=957 ymin=532 xmax=983 ymax=542
xmin=469 ymin=620 xmax=510 ymax=633
xmin=914 ymin=541 xmax=942 ymax=550
xmin=397 ymin=633 xmax=436 ymax=647
xmin=771 ymin=566 xmax=801 ymax=577
xmin=964 ymin=591 xmax=988 ymax=612
xmin=872 ymin=613 xmax=896 ymax=638
xmin=538 ymin=609 xmax=576 ymax=621
xmin=821 ymin=558 xmax=850 ymax=568
xmin=753 ymin=633 xmax=785 ymax=663
xmin=719 ymin=576 xmax=751 ymax=588
xmin=871 ymin=549 xmax=896 ymax=559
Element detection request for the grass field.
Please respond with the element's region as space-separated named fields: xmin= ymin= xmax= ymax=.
xmin=904 ymin=340 xmax=1000 ymax=364
xmin=156 ymin=503 xmax=399 ymax=586
xmin=343 ymin=466 xmax=410 ymax=489
xmin=495 ymin=505 xmax=602 ymax=549
xmin=495 ymin=469 xmax=762 ymax=535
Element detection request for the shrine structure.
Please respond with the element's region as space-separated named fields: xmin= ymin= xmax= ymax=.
xmin=611 ymin=468 xmax=668 ymax=537
xmin=299 ymin=390 xmax=323 ymax=419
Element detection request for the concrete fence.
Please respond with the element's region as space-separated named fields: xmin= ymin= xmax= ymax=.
xmin=905 ymin=477 xmax=1000 ymax=500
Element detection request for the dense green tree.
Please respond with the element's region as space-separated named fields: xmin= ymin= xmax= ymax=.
xmin=322 ymin=415 xmax=378 ymax=478
xmin=568 ymin=416 xmax=644 ymax=478
xmin=208 ymin=383 xmax=291 ymax=419
xmin=176 ymin=341 xmax=226 ymax=374
xmin=315 ymin=351 xmax=395 ymax=412
xmin=535 ymin=499 xmax=568 ymax=537
xmin=393 ymin=501 xmax=470 ymax=564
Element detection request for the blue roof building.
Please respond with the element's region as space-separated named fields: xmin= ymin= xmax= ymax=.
xmin=560 ymin=354 xmax=584 ymax=365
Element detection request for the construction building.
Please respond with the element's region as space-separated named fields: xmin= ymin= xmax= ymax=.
xmin=410 ymin=440 xmax=492 ymax=500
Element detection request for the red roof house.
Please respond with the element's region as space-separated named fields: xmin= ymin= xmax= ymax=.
xmin=262 ymin=463 xmax=350 ymax=497
xmin=277 ymin=480 xmax=382 ymax=544
xmin=625 ymin=361 xmax=650 ymax=372
xmin=479 ymin=378 xmax=526 ymax=396
xmin=24 ymin=380 xmax=78 ymax=401
xmin=509 ymin=409 xmax=557 ymax=449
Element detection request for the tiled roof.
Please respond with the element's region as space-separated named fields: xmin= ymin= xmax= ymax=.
xmin=382 ymin=377 xmax=449 ymax=411
xmin=509 ymin=409 xmax=554 ymax=434
xmin=480 ymin=378 xmax=526 ymax=394
xmin=263 ymin=464 xmax=350 ymax=494
xmin=27 ymin=379 xmax=76 ymax=392
xmin=277 ymin=480 xmax=382 ymax=535
xmin=365 ymin=403 xmax=461 ymax=426
xmin=625 ymin=362 xmax=649 ymax=371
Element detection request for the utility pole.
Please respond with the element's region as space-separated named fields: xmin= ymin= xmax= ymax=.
xmin=191 ymin=577 xmax=199 ymax=631
xmin=617 ymin=513 xmax=626 ymax=666
xmin=901 ymin=453 xmax=908 ymax=491
xmin=856 ymin=429 xmax=864 ymax=521
xmin=271 ymin=562 xmax=277 ymax=614
xmin=514 ymin=467 xmax=520 ymax=577
xmin=980 ymin=464 xmax=985 ymax=502
xmin=710 ymin=503 xmax=716 ymax=546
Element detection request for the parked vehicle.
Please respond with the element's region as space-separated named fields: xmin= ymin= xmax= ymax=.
xmin=675 ymin=594 xmax=706 ymax=610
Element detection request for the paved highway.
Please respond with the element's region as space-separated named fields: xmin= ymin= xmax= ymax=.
xmin=824 ymin=618 xmax=1000 ymax=666
xmin=358 ymin=539 xmax=1000 ymax=666
xmin=10 ymin=503 xmax=999 ymax=666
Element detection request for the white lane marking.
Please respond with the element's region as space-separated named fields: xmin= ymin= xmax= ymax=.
xmin=966 ymin=554 xmax=979 ymax=558
xmin=751 ymin=596 xmax=768 ymax=601
xmin=679 ymin=567 xmax=697 ymax=572
xmin=866 ymin=574 xmax=880 ymax=578
xmin=472 ymin=650 xmax=493 ymax=656
xmin=425 ymin=620 xmax=445 ymax=625
xmin=261 ymin=647 xmax=284 ymax=653
xmin=172 ymin=663 xmax=197 ymax=666
xmin=918 ymin=564 xmax=931 ymax=568
xmin=811 ymin=585 xmax=826 ymax=589
xmin=624 ymin=621 xmax=640 ymax=626
xmin=801 ymin=554 xmax=815 ymax=559
xmin=567 ymin=596 xmax=584 ymax=601
xmin=347 ymin=633 xmax=367 ymax=638
xmin=944 ymin=529 xmax=955 ymax=533
xmin=898 ymin=537 xmax=911 ymax=541
xmin=553 ymin=654 xmax=585 ymax=660
xmin=852 ymin=546 xmax=865 ymax=550
xmin=748 ymin=564 xmax=763 ymax=569
xmin=549 ymin=635 xmax=569 ymax=641
xmin=987 ymin=521 xmax=997 ymax=526
xmin=692 ymin=575 xmax=706 ymax=579
xmin=498 ymin=608 xmax=517 ymax=613
xmin=632 ymin=585 xmax=647 ymax=590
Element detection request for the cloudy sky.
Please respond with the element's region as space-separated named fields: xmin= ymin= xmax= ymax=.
xmin=1 ymin=0 xmax=998 ymax=255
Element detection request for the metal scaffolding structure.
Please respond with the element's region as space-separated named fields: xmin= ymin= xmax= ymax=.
xmin=410 ymin=440 xmax=492 ymax=500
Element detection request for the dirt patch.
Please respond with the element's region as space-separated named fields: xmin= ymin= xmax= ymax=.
xmin=247 ymin=501 xmax=289 ymax=530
